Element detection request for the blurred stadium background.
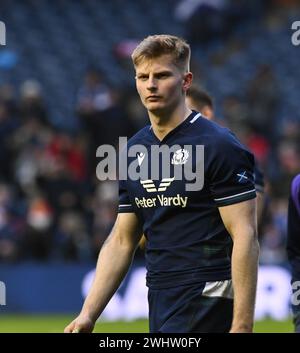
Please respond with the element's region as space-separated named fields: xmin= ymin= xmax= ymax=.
xmin=0 ymin=0 xmax=300 ymax=332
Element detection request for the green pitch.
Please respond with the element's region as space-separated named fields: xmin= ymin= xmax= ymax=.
xmin=0 ymin=315 xmax=295 ymax=333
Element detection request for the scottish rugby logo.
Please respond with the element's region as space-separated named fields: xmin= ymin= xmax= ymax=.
xmin=171 ymin=148 xmax=189 ymax=165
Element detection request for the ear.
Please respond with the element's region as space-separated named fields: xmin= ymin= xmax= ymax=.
xmin=182 ymin=72 xmax=193 ymax=92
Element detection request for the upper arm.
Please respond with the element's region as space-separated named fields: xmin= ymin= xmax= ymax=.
xmin=116 ymin=172 xmax=142 ymax=249
xmin=218 ymin=199 xmax=257 ymax=241
xmin=111 ymin=212 xmax=143 ymax=251
xmin=256 ymin=192 xmax=265 ymax=227
xmin=207 ymin=132 xmax=256 ymax=207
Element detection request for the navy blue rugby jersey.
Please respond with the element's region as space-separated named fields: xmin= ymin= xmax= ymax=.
xmin=118 ymin=111 xmax=256 ymax=289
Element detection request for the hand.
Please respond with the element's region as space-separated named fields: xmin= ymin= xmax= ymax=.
xmin=64 ymin=314 xmax=95 ymax=333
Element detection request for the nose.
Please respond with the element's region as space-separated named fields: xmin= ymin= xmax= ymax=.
xmin=147 ymin=75 xmax=157 ymax=91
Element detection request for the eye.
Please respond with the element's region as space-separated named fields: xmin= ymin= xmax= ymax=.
xmin=138 ymin=75 xmax=148 ymax=81
xmin=157 ymin=73 xmax=169 ymax=79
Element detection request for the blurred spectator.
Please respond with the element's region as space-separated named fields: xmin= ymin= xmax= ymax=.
xmin=271 ymin=140 xmax=300 ymax=198
xmin=174 ymin=0 xmax=260 ymax=45
xmin=246 ymin=65 xmax=279 ymax=141
xmin=222 ymin=94 xmax=248 ymax=131
xmin=22 ymin=195 xmax=53 ymax=261
xmin=122 ymin=89 xmax=148 ymax=131
xmin=52 ymin=211 xmax=92 ymax=262
xmin=238 ymin=125 xmax=270 ymax=167
xmin=0 ymin=83 xmax=17 ymax=115
xmin=77 ymin=69 xmax=133 ymax=176
xmin=0 ymin=183 xmax=24 ymax=262
xmin=280 ymin=120 xmax=300 ymax=145
xmin=77 ymin=68 xmax=114 ymax=117
xmin=19 ymin=80 xmax=49 ymax=124
xmin=91 ymin=181 xmax=118 ymax=257
xmin=45 ymin=131 xmax=88 ymax=182
xmin=0 ymin=100 xmax=19 ymax=181
xmin=13 ymin=116 xmax=53 ymax=193
xmin=175 ymin=0 xmax=229 ymax=45
xmin=114 ymin=39 xmax=139 ymax=74
xmin=260 ymin=198 xmax=288 ymax=265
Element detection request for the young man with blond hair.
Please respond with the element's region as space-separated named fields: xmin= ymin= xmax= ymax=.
xmin=65 ymin=34 xmax=259 ymax=333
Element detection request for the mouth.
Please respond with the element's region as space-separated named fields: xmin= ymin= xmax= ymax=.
xmin=146 ymin=95 xmax=161 ymax=101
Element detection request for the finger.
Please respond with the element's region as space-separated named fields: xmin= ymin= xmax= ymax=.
xmin=64 ymin=324 xmax=75 ymax=333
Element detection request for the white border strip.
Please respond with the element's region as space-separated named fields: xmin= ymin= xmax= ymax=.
xmin=214 ymin=189 xmax=256 ymax=202
xmin=190 ymin=113 xmax=201 ymax=124
xmin=202 ymin=280 xmax=233 ymax=299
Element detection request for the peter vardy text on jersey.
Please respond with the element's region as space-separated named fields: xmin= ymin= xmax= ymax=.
xmin=135 ymin=194 xmax=188 ymax=208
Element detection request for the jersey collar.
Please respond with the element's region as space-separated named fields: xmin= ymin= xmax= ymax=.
xmin=149 ymin=110 xmax=200 ymax=144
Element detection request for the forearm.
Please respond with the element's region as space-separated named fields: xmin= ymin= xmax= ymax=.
xmin=231 ymin=229 xmax=259 ymax=332
xmin=80 ymin=235 xmax=136 ymax=322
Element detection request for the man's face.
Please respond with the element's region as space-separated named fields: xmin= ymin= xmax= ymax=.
xmin=135 ymin=54 xmax=191 ymax=114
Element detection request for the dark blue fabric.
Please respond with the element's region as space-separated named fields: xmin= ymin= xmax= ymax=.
xmin=119 ymin=111 xmax=256 ymax=289
xmin=148 ymin=282 xmax=233 ymax=333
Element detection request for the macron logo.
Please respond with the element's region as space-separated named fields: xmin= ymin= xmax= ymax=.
xmin=137 ymin=152 xmax=145 ymax=166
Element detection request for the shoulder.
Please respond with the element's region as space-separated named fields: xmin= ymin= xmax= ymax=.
xmin=291 ymin=174 xmax=300 ymax=197
xmin=190 ymin=115 xmax=243 ymax=146
xmin=290 ymin=174 xmax=300 ymax=219
xmin=191 ymin=116 xmax=252 ymax=159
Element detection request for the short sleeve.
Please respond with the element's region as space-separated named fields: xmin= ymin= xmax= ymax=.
xmin=208 ymin=133 xmax=256 ymax=207
xmin=118 ymin=179 xmax=134 ymax=213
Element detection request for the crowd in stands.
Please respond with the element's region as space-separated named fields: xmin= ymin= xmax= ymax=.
xmin=0 ymin=0 xmax=299 ymax=265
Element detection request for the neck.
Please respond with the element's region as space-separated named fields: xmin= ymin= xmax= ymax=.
xmin=148 ymin=104 xmax=192 ymax=141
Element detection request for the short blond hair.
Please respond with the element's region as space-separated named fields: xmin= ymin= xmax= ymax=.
xmin=131 ymin=34 xmax=191 ymax=73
